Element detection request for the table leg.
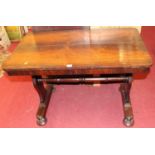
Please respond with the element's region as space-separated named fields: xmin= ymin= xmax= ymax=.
xmin=119 ymin=76 xmax=134 ymax=127
xmin=32 ymin=76 xmax=54 ymax=126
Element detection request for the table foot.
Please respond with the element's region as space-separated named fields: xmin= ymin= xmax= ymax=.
xmin=119 ymin=76 xmax=134 ymax=127
xmin=123 ymin=116 xmax=134 ymax=127
xmin=32 ymin=76 xmax=54 ymax=126
xmin=37 ymin=116 xmax=47 ymax=126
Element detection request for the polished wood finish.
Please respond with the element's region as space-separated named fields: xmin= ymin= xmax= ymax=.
xmin=34 ymin=74 xmax=134 ymax=126
xmin=32 ymin=26 xmax=89 ymax=32
xmin=32 ymin=76 xmax=54 ymax=125
xmin=2 ymin=28 xmax=152 ymax=75
xmin=2 ymin=28 xmax=152 ymax=127
xmin=38 ymin=76 xmax=130 ymax=84
xmin=119 ymin=75 xmax=134 ymax=126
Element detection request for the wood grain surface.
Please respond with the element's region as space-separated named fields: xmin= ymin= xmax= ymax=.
xmin=2 ymin=28 xmax=152 ymax=75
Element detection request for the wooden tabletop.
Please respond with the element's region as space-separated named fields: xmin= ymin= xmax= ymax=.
xmin=2 ymin=28 xmax=152 ymax=75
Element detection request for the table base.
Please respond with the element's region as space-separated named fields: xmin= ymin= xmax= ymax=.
xmin=32 ymin=74 xmax=134 ymax=127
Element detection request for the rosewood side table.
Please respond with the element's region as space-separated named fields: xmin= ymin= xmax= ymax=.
xmin=2 ymin=28 xmax=152 ymax=127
